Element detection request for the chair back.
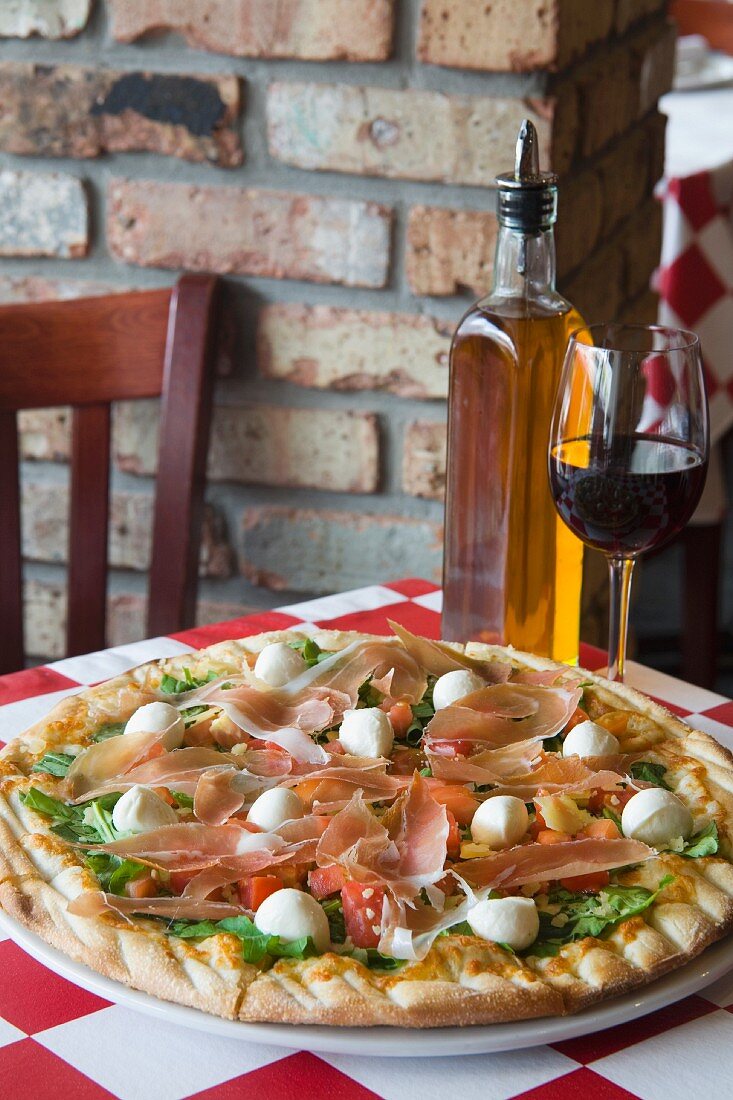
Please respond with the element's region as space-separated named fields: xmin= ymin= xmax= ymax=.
xmin=0 ymin=274 xmax=220 ymax=673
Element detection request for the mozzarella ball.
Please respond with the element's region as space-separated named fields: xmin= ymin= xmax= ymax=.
xmin=471 ymin=796 xmax=529 ymax=848
xmin=234 ymin=830 xmax=285 ymax=855
xmin=254 ymin=888 xmax=330 ymax=952
xmin=111 ymin=785 xmax=178 ymax=834
xmin=432 ymin=669 xmax=484 ymax=711
xmin=563 ymin=720 xmax=620 ymax=758
xmin=467 ymin=896 xmax=539 ymax=951
xmin=247 ymin=787 xmax=304 ymax=832
xmin=254 ymin=642 xmax=308 ymax=688
xmin=125 ymin=701 xmax=184 ymax=751
xmin=339 ymin=708 xmax=394 ymax=759
xmin=621 ymin=787 xmax=693 ymax=848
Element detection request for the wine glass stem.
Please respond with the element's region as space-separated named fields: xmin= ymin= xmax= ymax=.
xmin=607 ymin=556 xmax=635 ymax=682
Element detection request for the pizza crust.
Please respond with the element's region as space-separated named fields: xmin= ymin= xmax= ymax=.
xmin=1 ymin=629 xmax=733 ymax=1028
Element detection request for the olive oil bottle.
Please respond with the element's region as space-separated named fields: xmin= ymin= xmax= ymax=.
xmin=442 ymin=120 xmax=585 ymax=663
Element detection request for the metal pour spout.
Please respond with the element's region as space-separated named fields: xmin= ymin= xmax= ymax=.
xmin=515 ymin=119 xmax=540 ymax=182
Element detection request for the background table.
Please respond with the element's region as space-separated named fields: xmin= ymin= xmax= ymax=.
xmin=2 ymin=578 xmax=733 ymax=1100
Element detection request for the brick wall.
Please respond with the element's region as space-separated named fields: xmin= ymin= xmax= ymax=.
xmin=0 ymin=0 xmax=674 ymax=659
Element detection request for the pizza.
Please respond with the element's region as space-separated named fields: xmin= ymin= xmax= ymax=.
xmin=1 ymin=624 xmax=732 ymax=1029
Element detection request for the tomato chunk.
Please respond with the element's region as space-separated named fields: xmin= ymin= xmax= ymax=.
xmin=168 ymin=868 xmax=199 ymax=894
xmin=429 ymin=783 xmax=479 ymax=826
xmin=563 ymin=706 xmax=589 ymax=734
xmin=536 ymin=829 xmax=572 ymax=845
xmin=389 ymin=700 xmax=414 ymax=739
xmin=579 ymin=818 xmax=620 ymax=840
xmin=560 ymin=870 xmax=610 ymax=893
xmin=308 ymin=864 xmax=348 ymax=900
xmin=446 ymin=809 xmax=461 ymax=859
xmin=238 ymin=875 xmax=283 ymax=912
xmin=125 ymin=871 xmax=158 ymax=899
xmin=341 ymin=882 xmax=385 ymax=948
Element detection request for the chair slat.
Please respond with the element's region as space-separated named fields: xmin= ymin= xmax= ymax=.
xmin=147 ymin=275 xmax=221 ymax=636
xmin=66 ymin=405 xmax=111 ymax=656
xmin=0 ymin=410 xmax=24 ymax=674
xmin=0 ymin=291 xmax=171 ymax=410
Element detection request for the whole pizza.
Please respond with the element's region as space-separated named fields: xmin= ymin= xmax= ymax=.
xmin=1 ymin=625 xmax=732 ymax=1028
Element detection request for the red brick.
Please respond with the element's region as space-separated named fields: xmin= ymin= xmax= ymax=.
xmin=109 ymin=0 xmax=394 ymax=61
xmin=258 ymin=304 xmax=451 ymax=399
xmin=241 ymin=507 xmax=443 ymax=592
xmin=418 ymin=0 xmax=614 ymax=72
xmin=113 ymin=400 xmax=380 ymax=494
xmin=405 ymin=206 xmax=497 ymax=297
xmin=21 ymin=483 xmax=233 ymax=577
xmin=267 ymin=82 xmax=577 ymax=183
xmin=107 ymin=179 xmax=391 ymax=288
xmin=0 ymin=63 xmax=241 ymax=167
xmin=402 ymin=421 xmax=447 ymax=500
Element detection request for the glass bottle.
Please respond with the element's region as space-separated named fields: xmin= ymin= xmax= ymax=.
xmin=441 ymin=119 xmax=585 ymax=663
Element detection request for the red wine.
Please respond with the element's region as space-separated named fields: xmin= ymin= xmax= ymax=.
xmin=549 ymin=434 xmax=706 ymax=557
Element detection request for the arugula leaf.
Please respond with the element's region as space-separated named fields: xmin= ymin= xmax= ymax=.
xmin=160 ymin=668 xmax=218 ymax=695
xmin=31 ymin=752 xmax=75 ymax=777
xmin=288 ymin=638 xmax=333 ymax=667
xmin=529 ymin=875 xmax=674 ymax=955
xmin=170 ymin=791 xmax=194 ymax=809
xmin=320 ymin=898 xmax=346 ymax=944
xmin=91 ymin=722 xmax=125 ymax=743
xmin=404 ymin=678 xmax=437 ymax=746
xmin=165 ymin=914 xmax=317 ymax=963
xmin=602 ymin=806 xmax=622 ymax=831
xmin=20 ymin=788 xmax=121 ymax=845
xmin=419 ymin=767 xmax=433 ymax=778
xmin=84 ymin=852 xmax=148 ymax=895
xmin=543 ymin=734 xmax=563 ymax=753
xmin=349 ymin=947 xmax=404 ymax=971
xmin=180 ymin=704 xmax=211 ymax=729
xmin=681 ymin=821 xmax=718 ymax=859
xmin=357 ymin=678 xmax=384 ymax=709
xmin=445 ymin=920 xmax=474 ymax=936
xmin=630 ymin=761 xmax=671 ymax=790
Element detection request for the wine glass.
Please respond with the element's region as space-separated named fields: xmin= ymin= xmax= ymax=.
xmin=548 ymin=323 xmax=709 ymax=682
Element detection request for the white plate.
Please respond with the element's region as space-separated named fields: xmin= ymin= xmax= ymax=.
xmin=674 ymin=52 xmax=733 ymax=91
xmin=2 ymin=908 xmax=733 ymax=1057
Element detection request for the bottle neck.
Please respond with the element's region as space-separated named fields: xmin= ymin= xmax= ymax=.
xmin=492 ymin=224 xmax=557 ymax=299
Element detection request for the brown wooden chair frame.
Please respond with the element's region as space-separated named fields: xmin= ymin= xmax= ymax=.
xmin=0 ymin=274 xmax=220 ymax=674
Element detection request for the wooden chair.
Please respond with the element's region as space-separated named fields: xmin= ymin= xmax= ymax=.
xmin=0 ymin=274 xmax=221 ymax=675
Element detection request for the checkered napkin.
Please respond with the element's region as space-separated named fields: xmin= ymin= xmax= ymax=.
xmin=2 ymin=580 xmax=733 ymax=1100
xmin=657 ymin=160 xmax=733 ymax=445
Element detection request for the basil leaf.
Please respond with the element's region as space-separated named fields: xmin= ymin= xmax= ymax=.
xmin=681 ymin=821 xmax=718 ymax=859
xmin=320 ymin=898 xmax=346 ymax=944
xmin=31 ymin=752 xmax=75 ymax=777
xmin=630 ymin=761 xmax=671 ymax=790
xmin=21 ymin=787 xmax=78 ymax=823
xmin=216 ymin=915 xmax=317 ymax=963
xmin=167 ymin=919 xmax=220 ymax=939
xmin=91 ymin=722 xmax=125 ymax=743
xmin=160 ymin=668 xmax=218 ymax=695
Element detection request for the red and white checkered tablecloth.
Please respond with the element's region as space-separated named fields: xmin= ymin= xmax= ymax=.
xmin=2 ymin=578 xmax=733 ymax=1100
xmin=657 ymin=159 xmax=733 ymax=446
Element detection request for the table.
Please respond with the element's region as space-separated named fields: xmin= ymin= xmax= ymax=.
xmin=2 ymin=578 xmax=733 ymax=1100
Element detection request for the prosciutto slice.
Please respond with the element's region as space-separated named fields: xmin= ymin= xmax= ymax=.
xmin=315 ymin=775 xmax=448 ymax=901
xmin=274 ymin=639 xmax=427 ymax=706
xmin=388 ymin=621 xmax=512 ymax=682
xmin=194 ymin=767 xmax=247 ymax=826
xmin=427 ymin=741 xmax=544 ymax=783
xmin=480 ymin=756 xmax=625 ymax=800
xmin=82 ymin=822 xmax=275 ymax=870
xmin=456 ymin=837 xmax=654 ymax=890
xmin=181 ymin=837 xmax=321 ymax=899
xmin=70 ymin=747 xmax=241 ymax=803
xmin=378 ymin=885 xmax=490 ymax=961
xmin=424 ymin=683 xmax=581 ymax=749
xmin=67 ymin=890 xmax=245 ymax=923
xmin=65 ymin=727 xmax=172 ymax=799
